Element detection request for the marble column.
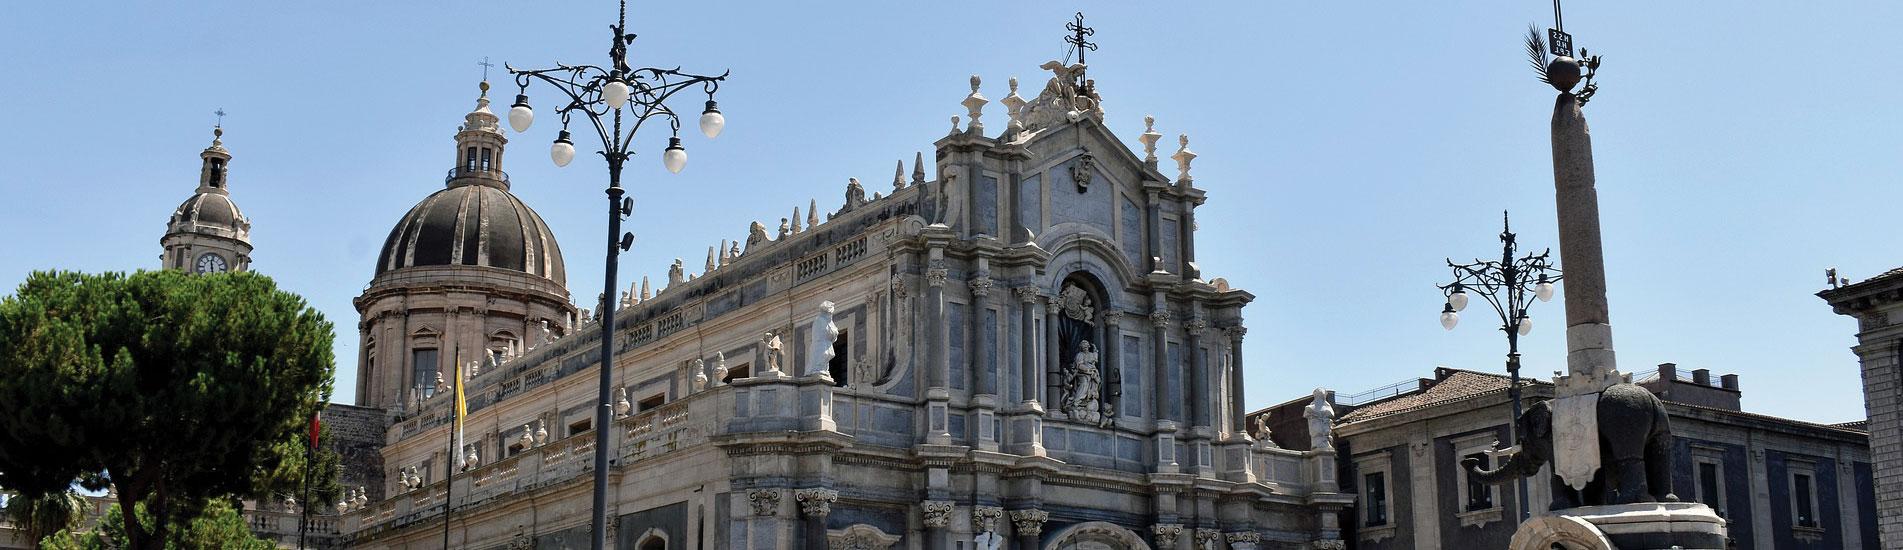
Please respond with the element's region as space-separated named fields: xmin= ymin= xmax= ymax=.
xmin=1185 ymin=315 xmax=1211 ymax=475
xmin=1010 ymin=286 xmax=1046 ymax=457
xmin=1010 ymin=509 xmax=1047 ymax=550
xmin=1225 ymin=326 xmax=1248 ymax=436
xmin=969 ymin=268 xmax=998 ymax=451
xmin=926 ymin=252 xmax=953 ymax=445
xmin=921 ymin=500 xmax=954 ymax=550
xmin=1102 ymin=312 xmax=1124 ymax=421
xmin=796 ymin=488 xmax=837 ymax=550
xmin=1013 ymin=286 xmax=1041 ymax=409
xmin=1146 ymin=190 xmax=1164 ymax=273
xmin=1179 ymin=196 xmax=1200 ymax=280
xmin=1151 ymin=300 xmax=1179 ymax=473
xmin=1044 ymin=295 xmax=1063 ymax=410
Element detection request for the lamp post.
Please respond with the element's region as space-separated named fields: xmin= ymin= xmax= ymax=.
xmin=1437 ymin=211 xmax=1560 ymax=522
xmin=505 ymin=3 xmax=727 ymax=548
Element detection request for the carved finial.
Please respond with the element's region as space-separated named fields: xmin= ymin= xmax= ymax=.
xmin=807 ymin=199 xmax=819 ymax=228
xmin=719 ymin=239 xmax=730 ymax=266
xmin=640 ymin=277 xmax=651 ymax=300
xmin=963 ymin=75 xmax=987 ymax=134
xmin=912 ymin=152 xmax=926 ymax=185
xmin=791 ymin=207 xmax=802 ymax=233
xmin=1139 ymin=115 xmax=1162 ymax=164
xmin=1002 ymin=77 xmax=1026 ymax=124
xmin=778 ymin=218 xmax=790 ymax=239
xmin=893 ymin=160 xmax=907 ymax=190
xmin=950 ymin=115 xmax=961 ymax=136
xmin=1170 ymin=133 xmax=1196 ymax=184
xmin=729 ymin=241 xmax=741 ymax=261
xmin=706 ymin=246 xmax=718 ymax=273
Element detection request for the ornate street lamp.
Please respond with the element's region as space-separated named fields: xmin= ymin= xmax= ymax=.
xmin=505 ymin=3 xmax=728 ymax=548
xmin=1437 ymin=211 xmax=1560 ymax=522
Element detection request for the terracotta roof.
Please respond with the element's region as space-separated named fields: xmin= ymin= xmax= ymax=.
xmin=1338 ymin=368 xmax=1543 ymax=424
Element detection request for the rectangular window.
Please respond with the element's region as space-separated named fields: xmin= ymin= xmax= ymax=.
xmin=828 ymin=329 xmax=850 ymax=386
xmin=1465 ymin=453 xmax=1494 ymax=511
xmin=466 ymin=147 xmax=478 ymax=169
xmin=481 ymin=147 xmax=492 ymax=170
xmin=638 ymin=394 xmax=665 ymax=412
xmin=722 ymin=363 xmax=750 ymax=383
xmin=1365 ymin=472 xmax=1388 ymax=526
xmin=1794 ymin=472 xmax=1817 ymax=528
xmin=412 ymin=349 xmax=439 ymax=395
xmin=568 ymin=419 xmax=591 ymax=437
xmin=1698 ymin=462 xmax=1723 ymax=516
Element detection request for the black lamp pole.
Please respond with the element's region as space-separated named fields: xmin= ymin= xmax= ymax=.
xmin=506 ymin=3 xmax=727 ymax=548
xmin=1438 ymin=211 xmax=1561 ymax=523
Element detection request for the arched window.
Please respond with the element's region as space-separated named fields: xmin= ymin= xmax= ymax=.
xmin=634 ymin=528 xmax=667 ymax=550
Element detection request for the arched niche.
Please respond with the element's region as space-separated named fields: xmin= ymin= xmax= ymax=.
xmin=1043 ymin=521 xmax=1151 ymax=550
xmin=1052 ymin=273 xmax=1118 ymax=427
xmin=633 ymin=527 xmax=669 ymax=550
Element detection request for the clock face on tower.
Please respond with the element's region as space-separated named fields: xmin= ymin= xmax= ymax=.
xmin=195 ymin=253 xmax=228 ymax=274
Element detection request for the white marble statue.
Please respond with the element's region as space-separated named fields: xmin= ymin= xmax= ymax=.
xmin=762 ymin=331 xmax=784 ymax=375
xmin=1063 ymin=340 xmax=1103 ymax=425
xmin=1304 ymin=388 xmax=1335 ymax=451
xmin=804 ymin=301 xmax=840 ymax=377
xmin=712 ymin=351 xmax=729 ymax=385
xmin=974 ymin=531 xmax=1003 ymax=550
xmin=538 ymin=319 xmax=552 ymax=347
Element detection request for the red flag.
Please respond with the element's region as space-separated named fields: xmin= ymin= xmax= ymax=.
xmin=309 ymin=412 xmax=322 ymax=449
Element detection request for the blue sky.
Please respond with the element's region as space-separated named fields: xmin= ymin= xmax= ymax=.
xmin=1 ymin=1 xmax=1896 ymax=423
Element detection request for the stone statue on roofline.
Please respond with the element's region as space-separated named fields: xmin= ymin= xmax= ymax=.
xmin=1304 ymin=388 xmax=1334 ymax=451
xmin=804 ymin=301 xmax=840 ymax=378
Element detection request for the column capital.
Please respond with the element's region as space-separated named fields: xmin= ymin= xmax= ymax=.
xmin=1150 ymin=310 xmax=1172 ymax=328
xmin=795 ymin=488 xmax=838 ymax=517
xmin=1224 ymin=325 xmax=1248 ymax=341
xmin=1008 ymin=509 xmax=1048 ymax=536
xmin=1045 ymin=295 xmax=1063 ymax=310
xmin=1194 ymin=528 xmax=1221 ymax=548
xmin=747 ymin=489 xmax=781 ymax=516
xmin=968 ymin=276 xmax=994 ymax=297
xmin=1184 ymin=317 xmax=1207 ymax=333
xmin=1151 ymin=524 xmax=1184 ymax=548
xmin=925 ymin=261 xmax=950 ymax=288
xmin=971 ymin=505 xmax=1004 ymax=533
xmin=920 ymin=500 xmax=955 ymax=528
xmin=1013 ymin=286 xmax=1041 ymax=303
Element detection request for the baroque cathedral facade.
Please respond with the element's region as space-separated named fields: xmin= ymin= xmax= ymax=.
xmin=177 ymin=52 xmax=1351 ymax=550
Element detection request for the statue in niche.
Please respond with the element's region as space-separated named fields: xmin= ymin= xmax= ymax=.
xmin=804 ymin=301 xmax=840 ymax=378
xmin=1055 ymin=281 xmax=1114 ymax=427
xmin=1063 ymin=341 xmax=1104 ymax=425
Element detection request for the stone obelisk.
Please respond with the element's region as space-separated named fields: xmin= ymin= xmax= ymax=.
xmin=1551 ymin=92 xmax=1618 ymax=381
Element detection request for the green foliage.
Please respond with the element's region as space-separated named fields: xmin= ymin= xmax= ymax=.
xmin=0 ymin=270 xmax=335 ymax=550
xmin=39 ymin=499 xmax=273 ymax=550
xmin=3 ymin=490 xmax=90 ymax=544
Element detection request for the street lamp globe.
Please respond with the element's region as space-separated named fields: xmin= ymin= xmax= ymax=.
xmin=663 ymin=137 xmax=687 ymax=173
xmin=1449 ymin=286 xmax=1469 ymax=312
xmin=699 ymin=100 xmax=725 ymax=138
xmin=1517 ymin=313 xmax=1533 ymax=336
xmin=1440 ymin=303 xmax=1459 ymax=330
xmin=603 ymin=80 xmax=632 ymax=109
xmin=551 ymin=131 xmax=576 ymax=167
xmin=1535 ymin=276 xmax=1555 ymax=302
xmin=508 ymin=95 xmax=534 ymax=132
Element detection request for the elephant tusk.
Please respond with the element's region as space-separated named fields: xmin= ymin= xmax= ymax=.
xmin=1483 ymin=443 xmax=1522 ymax=458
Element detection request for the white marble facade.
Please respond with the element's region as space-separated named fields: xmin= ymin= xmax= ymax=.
xmin=334 ymin=60 xmax=1349 ymax=550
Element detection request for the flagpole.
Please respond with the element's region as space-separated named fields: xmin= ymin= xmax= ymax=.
xmin=444 ymin=344 xmax=459 ymax=550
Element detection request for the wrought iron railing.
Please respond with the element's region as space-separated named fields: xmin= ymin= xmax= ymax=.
xmin=444 ymin=166 xmax=510 ymax=185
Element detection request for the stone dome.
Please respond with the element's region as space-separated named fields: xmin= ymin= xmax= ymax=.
xmin=374 ymin=183 xmax=565 ymax=284
xmin=172 ymin=192 xmax=245 ymax=226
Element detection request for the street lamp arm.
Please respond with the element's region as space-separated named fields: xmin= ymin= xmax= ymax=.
xmin=508 ymin=62 xmax=726 ymax=157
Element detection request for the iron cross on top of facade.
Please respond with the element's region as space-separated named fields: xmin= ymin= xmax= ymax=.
xmin=1065 ymin=12 xmax=1097 ymax=65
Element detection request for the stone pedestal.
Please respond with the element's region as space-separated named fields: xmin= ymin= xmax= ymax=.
xmin=1507 ymin=503 xmax=1726 ymax=550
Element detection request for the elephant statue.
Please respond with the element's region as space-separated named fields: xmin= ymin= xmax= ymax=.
xmin=1460 ymin=382 xmax=1677 ymax=509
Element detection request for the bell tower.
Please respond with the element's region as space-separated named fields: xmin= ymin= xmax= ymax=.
xmin=161 ymin=125 xmax=253 ymax=274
